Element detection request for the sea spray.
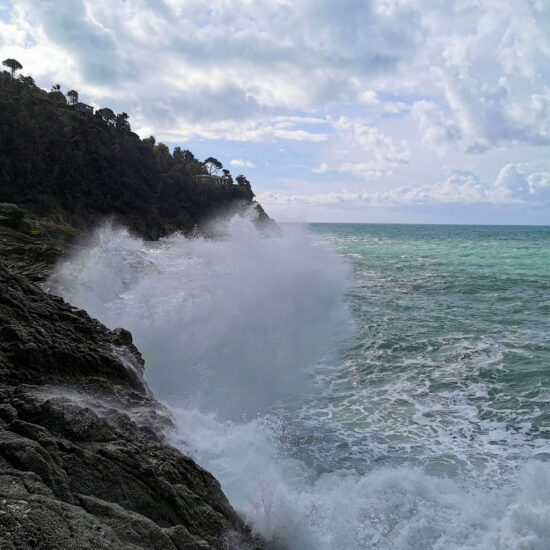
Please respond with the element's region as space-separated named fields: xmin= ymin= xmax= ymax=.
xmin=167 ymin=409 xmax=550 ymax=550
xmin=48 ymin=219 xmax=550 ymax=549
xmin=48 ymin=215 xmax=351 ymax=417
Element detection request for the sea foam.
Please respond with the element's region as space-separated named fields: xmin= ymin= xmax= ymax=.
xmin=48 ymin=215 xmax=550 ymax=549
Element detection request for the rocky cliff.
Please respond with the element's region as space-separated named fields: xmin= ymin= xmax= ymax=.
xmin=0 ymin=213 xmax=266 ymax=548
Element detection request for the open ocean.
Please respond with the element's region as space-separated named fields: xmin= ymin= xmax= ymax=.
xmin=49 ymin=219 xmax=550 ymax=549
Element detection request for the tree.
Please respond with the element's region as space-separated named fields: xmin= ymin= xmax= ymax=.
xmin=96 ymin=107 xmax=116 ymax=125
xmin=236 ymin=174 xmax=254 ymax=199
xmin=67 ymin=90 xmax=79 ymax=105
xmin=204 ymin=157 xmax=223 ymax=175
xmin=153 ymin=142 xmax=171 ymax=166
xmin=2 ymin=58 xmax=22 ymax=79
xmin=49 ymin=84 xmax=66 ymax=104
xmin=18 ymin=75 xmax=34 ymax=87
xmin=236 ymin=174 xmax=250 ymax=186
xmin=115 ymin=112 xmax=130 ymax=131
xmin=181 ymin=149 xmax=196 ymax=164
xmin=173 ymin=146 xmax=184 ymax=163
xmin=222 ymin=169 xmax=233 ymax=184
xmin=143 ymin=136 xmax=156 ymax=147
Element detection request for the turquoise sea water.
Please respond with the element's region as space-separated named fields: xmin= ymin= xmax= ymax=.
xmin=50 ymin=220 xmax=550 ymax=549
xmin=290 ymin=224 xmax=550 ymax=480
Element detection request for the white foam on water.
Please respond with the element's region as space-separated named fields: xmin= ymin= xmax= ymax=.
xmin=167 ymin=406 xmax=550 ymax=550
xmin=47 ymin=215 xmax=550 ymax=549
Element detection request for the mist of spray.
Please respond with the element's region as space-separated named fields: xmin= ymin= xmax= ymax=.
xmin=48 ymin=214 xmax=351 ymax=417
xmin=48 ymin=214 xmax=550 ymax=549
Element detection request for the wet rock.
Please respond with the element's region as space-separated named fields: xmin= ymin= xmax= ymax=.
xmin=0 ymin=261 xmax=266 ymax=549
xmin=0 ymin=203 xmax=24 ymax=231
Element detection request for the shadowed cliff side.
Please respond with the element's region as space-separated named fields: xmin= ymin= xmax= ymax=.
xmin=0 ymin=70 xmax=273 ymax=240
xmin=0 ymin=258 xmax=267 ymax=549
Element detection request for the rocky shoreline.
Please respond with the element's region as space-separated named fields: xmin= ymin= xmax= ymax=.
xmin=0 ymin=207 xmax=267 ymax=549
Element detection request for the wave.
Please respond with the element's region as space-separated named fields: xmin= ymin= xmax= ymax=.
xmin=167 ymin=406 xmax=550 ymax=550
xmin=47 ymin=214 xmax=550 ymax=549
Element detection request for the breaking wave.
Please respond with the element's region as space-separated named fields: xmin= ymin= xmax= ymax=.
xmin=48 ymin=216 xmax=550 ymax=549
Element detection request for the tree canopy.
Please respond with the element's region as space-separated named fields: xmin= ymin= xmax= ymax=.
xmin=66 ymin=89 xmax=79 ymax=105
xmin=2 ymin=58 xmax=22 ymax=79
xmin=204 ymin=157 xmax=223 ymax=175
xmin=96 ymin=107 xmax=116 ymax=125
xmin=0 ymin=68 xmax=265 ymax=239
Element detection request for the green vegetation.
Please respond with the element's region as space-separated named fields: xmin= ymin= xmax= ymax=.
xmin=2 ymin=58 xmax=22 ymax=79
xmin=0 ymin=60 xmax=265 ymax=239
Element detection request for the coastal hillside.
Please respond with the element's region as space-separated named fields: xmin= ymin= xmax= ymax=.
xmin=0 ymin=61 xmax=270 ymax=549
xmin=0 ymin=67 xmax=270 ymax=239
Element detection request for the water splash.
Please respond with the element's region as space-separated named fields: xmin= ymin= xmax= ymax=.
xmin=167 ymin=406 xmax=550 ymax=550
xmin=48 ymin=215 xmax=351 ymax=417
xmin=48 ymin=217 xmax=550 ymax=549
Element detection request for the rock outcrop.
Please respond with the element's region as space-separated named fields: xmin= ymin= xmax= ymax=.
xmin=0 ymin=203 xmax=76 ymax=283
xmin=0 ymin=256 xmax=265 ymax=549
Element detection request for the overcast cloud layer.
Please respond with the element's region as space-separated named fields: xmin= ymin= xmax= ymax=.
xmin=2 ymin=0 xmax=550 ymax=223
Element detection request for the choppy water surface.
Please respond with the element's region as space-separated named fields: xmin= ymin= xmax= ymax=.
xmin=49 ymin=219 xmax=550 ymax=550
xmin=296 ymin=223 xmax=550 ymax=478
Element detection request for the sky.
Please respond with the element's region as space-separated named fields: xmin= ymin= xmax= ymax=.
xmin=1 ymin=0 xmax=550 ymax=224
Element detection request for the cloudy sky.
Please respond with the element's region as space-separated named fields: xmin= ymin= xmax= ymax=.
xmin=2 ymin=0 xmax=550 ymax=223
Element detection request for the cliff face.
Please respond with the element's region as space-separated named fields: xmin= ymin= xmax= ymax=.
xmin=0 ymin=72 xmax=273 ymax=240
xmin=0 ymin=254 xmax=265 ymax=549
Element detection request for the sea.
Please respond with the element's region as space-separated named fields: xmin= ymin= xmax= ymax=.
xmin=48 ymin=216 xmax=550 ymax=550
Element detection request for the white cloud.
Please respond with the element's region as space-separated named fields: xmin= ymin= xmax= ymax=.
xmin=261 ymin=161 xmax=550 ymax=209
xmin=259 ymin=173 xmax=485 ymax=208
xmin=412 ymin=100 xmax=461 ymax=151
xmin=143 ymin=118 xmax=329 ymax=143
xmin=313 ymin=163 xmax=329 ymax=174
xmin=0 ymin=0 xmax=425 ymax=139
xmin=426 ymin=2 xmax=550 ymax=149
xmin=357 ymin=90 xmax=408 ymax=113
xmin=358 ymin=90 xmax=379 ymax=105
xmin=3 ymin=0 xmax=550 ymax=152
xmin=316 ymin=117 xmax=409 ymax=180
xmin=491 ymin=162 xmax=550 ymax=205
xmin=230 ymin=159 xmax=255 ymax=168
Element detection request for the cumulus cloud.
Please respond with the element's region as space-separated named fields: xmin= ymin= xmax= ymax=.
xmin=357 ymin=90 xmax=408 ymax=113
xmin=430 ymin=2 xmax=550 ymax=149
xmin=0 ymin=0 xmax=425 ymax=138
xmin=491 ymin=162 xmax=550 ymax=205
xmin=261 ymin=162 xmax=550 ymax=209
xmin=260 ymin=173 xmax=485 ymax=208
xmin=2 ymin=0 xmax=550 ymax=152
xmin=412 ymin=100 xmax=461 ymax=150
xmin=140 ymin=117 xmax=329 ymax=143
xmin=230 ymin=159 xmax=255 ymax=168
xmin=315 ymin=117 xmax=409 ymax=180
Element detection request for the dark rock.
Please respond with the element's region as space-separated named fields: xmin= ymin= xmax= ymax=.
xmin=0 ymin=261 xmax=267 ymax=549
xmin=0 ymin=203 xmax=25 ymax=231
xmin=0 ymin=222 xmax=69 ymax=283
xmin=112 ymin=327 xmax=134 ymax=347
